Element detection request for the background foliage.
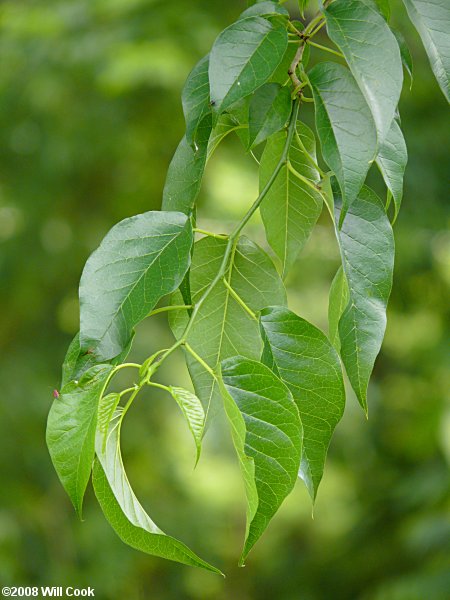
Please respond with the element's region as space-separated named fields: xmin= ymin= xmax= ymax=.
xmin=0 ymin=0 xmax=449 ymax=598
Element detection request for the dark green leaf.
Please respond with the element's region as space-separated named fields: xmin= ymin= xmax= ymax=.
xmin=376 ymin=119 xmax=408 ymax=222
xmin=393 ymin=28 xmax=414 ymax=87
xmin=170 ymin=236 xmax=286 ymax=417
xmin=260 ymin=306 xmax=345 ymax=499
xmin=93 ymin=414 xmax=222 ymax=574
xmin=240 ymin=1 xmax=289 ymax=19
xmin=182 ymin=55 xmax=211 ymax=146
xmin=309 ymin=62 xmax=377 ymax=220
xmin=209 ymin=16 xmax=288 ymax=116
xmin=161 ymin=115 xmax=212 ymax=214
xmin=248 ymin=83 xmax=292 ymax=148
xmin=334 ymin=185 xmax=394 ymax=412
xmin=79 ymin=211 xmax=193 ymax=361
xmin=47 ymin=364 xmax=113 ymax=517
xmin=324 ymin=0 xmax=403 ymax=142
xmin=402 ymin=0 xmax=450 ymax=101
xmin=168 ymin=387 xmax=205 ymax=464
xmin=269 ymin=43 xmax=298 ymax=85
xmin=260 ymin=123 xmax=323 ymax=277
xmin=328 ymin=266 xmax=349 ymax=353
xmin=220 ymin=357 xmax=302 ymax=563
xmin=61 ymin=332 xmax=133 ymax=385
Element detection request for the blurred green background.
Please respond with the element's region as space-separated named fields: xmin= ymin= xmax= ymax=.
xmin=0 ymin=1 xmax=449 ymax=598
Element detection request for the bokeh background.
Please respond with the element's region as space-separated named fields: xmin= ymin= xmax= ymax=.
xmin=0 ymin=1 xmax=449 ymax=598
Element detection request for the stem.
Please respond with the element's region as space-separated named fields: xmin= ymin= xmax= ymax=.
xmin=148 ymin=304 xmax=192 ymax=318
xmin=194 ymin=228 xmax=228 ymax=240
xmin=288 ymin=44 xmax=305 ymax=92
xmin=147 ymin=381 xmax=171 ymax=392
xmin=295 ymin=131 xmax=325 ymax=177
xmin=184 ymin=343 xmax=217 ymax=378
xmin=222 ymin=279 xmax=258 ymax=321
xmin=309 ymin=20 xmax=326 ymax=37
xmin=287 ymin=161 xmax=322 ymax=194
xmin=308 ymin=40 xmax=344 ymax=58
xmin=304 ymin=14 xmax=324 ymax=35
xmin=181 ymin=100 xmax=300 ymax=343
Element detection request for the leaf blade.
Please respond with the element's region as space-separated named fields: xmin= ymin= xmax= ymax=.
xmin=248 ymin=83 xmax=292 ymax=148
xmin=334 ymin=185 xmax=395 ymax=412
xmin=260 ymin=123 xmax=323 ymax=276
xmin=168 ymin=386 xmax=205 ymax=464
xmin=46 ymin=364 xmax=114 ymax=517
xmin=79 ymin=211 xmax=193 ymax=361
xmin=182 ymin=55 xmax=211 ymax=146
xmin=93 ymin=415 xmax=222 ymax=574
xmin=260 ymin=306 xmax=345 ymax=499
xmin=209 ymin=16 xmax=288 ymax=115
xmin=324 ymin=0 xmax=403 ymax=142
xmin=221 ymin=357 xmax=302 ymax=563
xmin=402 ymin=0 xmax=450 ymax=101
xmin=309 ymin=61 xmax=377 ymax=218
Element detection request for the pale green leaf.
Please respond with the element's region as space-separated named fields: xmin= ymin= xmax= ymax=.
xmin=46 ymin=364 xmax=113 ymax=517
xmin=93 ymin=414 xmax=222 ymax=574
xmin=182 ymin=55 xmax=211 ymax=146
xmin=97 ymin=392 xmax=121 ymax=451
xmin=168 ymin=386 xmax=205 ymax=464
xmin=299 ymin=1 xmax=309 ymax=19
xmin=260 ymin=306 xmax=345 ymax=500
xmin=324 ymin=0 xmax=403 ymax=142
xmin=309 ymin=62 xmax=377 ymax=220
xmin=161 ymin=115 xmax=212 ymax=214
xmin=220 ymin=357 xmax=302 ymax=563
xmin=375 ymin=119 xmax=408 ymax=222
xmin=328 ymin=266 xmax=349 ymax=352
xmin=334 ymin=185 xmax=394 ymax=412
xmin=240 ymin=1 xmax=289 ymax=19
xmin=170 ymin=236 xmax=286 ymax=418
xmin=206 ymin=114 xmax=247 ymax=160
xmin=248 ymin=83 xmax=292 ymax=148
xmin=79 ymin=211 xmax=193 ymax=361
xmin=402 ymin=0 xmax=450 ymax=101
xmin=209 ymin=16 xmax=288 ymax=115
xmin=260 ymin=123 xmax=323 ymax=277
xmin=374 ymin=0 xmax=390 ymax=20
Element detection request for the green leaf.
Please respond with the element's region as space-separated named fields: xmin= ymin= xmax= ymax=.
xmin=260 ymin=306 xmax=345 ymax=500
xmin=374 ymin=0 xmax=390 ymax=20
xmin=248 ymin=83 xmax=292 ymax=148
xmin=46 ymin=364 xmax=113 ymax=517
xmin=375 ymin=119 xmax=408 ymax=222
xmin=161 ymin=115 xmax=212 ymax=214
xmin=182 ymin=55 xmax=211 ymax=147
xmin=328 ymin=266 xmax=349 ymax=353
xmin=209 ymin=16 xmax=288 ymax=116
xmin=93 ymin=414 xmax=222 ymax=574
xmin=334 ymin=185 xmax=394 ymax=412
xmin=207 ymin=114 xmax=247 ymax=160
xmin=392 ymin=28 xmax=414 ymax=87
xmin=269 ymin=43 xmax=298 ymax=85
xmin=260 ymin=123 xmax=323 ymax=277
xmin=240 ymin=1 xmax=289 ymax=18
xmin=61 ymin=332 xmax=133 ymax=385
xmin=299 ymin=1 xmax=309 ymax=19
xmin=97 ymin=392 xmax=121 ymax=451
xmin=220 ymin=357 xmax=302 ymax=563
xmin=170 ymin=236 xmax=286 ymax=418
xmin=402 ymin=0 xmax=450 ymax=102
xmin=309 ymin=62 xmax=377 ymax=220
xmin=324 ymin=0 xmax=403 ymax=142
xmin=168 ymin=387 xmax=205 ymax=465
xmin=79 ymin=211 xmax=193 ymax=361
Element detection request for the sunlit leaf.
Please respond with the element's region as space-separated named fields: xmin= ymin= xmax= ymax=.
xmin=376 ymin=119 xmax=408 ymax=222
xmin=93 ymin=414 xmax=222 ymax=574
xmin=168 ymin=386 xmax=205 ymax=464
xmin=260 ymin=123 xmax=323 ymax=277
